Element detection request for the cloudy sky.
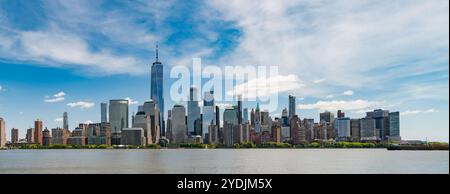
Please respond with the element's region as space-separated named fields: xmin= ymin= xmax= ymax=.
xmin=0 ymin=0 xmax=448 ymax=142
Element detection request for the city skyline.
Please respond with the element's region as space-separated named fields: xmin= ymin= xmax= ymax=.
xmin=0 ymin=0 xmax=449 ymax=142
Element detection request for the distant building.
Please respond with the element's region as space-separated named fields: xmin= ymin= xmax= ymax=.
xmin=303 ymin=118 xmax=314 ymax=142
xmin=11 ymin=128 xmax=19 ymax=143
xmin=360 ymin=117 xmax=378 ymax=141
xmin=67 ymin=125 xmax=86 ymax=146
xmin=208 ymin=124 xmax=219 ymax=144
xmin=34 ymin=119 xmax=43 ymax=145
xmin=243 ymin=108 xmax=249 ymax=124
xmin=0 ymin=118 xmax=6 ymax=147
xmin=150 ymin=43 xmax=165 ymax=136
xmin=63 ymin=112 xmax=69 ymax=130
xmin=242 ymin=123 xmax=250 ymax=142
xmin=101 ymin=102 xmax=108 ymax=123
xmin=202 ymin=90 xmax=215 ymax=142
xmin=254 ymin=103 xmax=261 ymax=133
xmin=42 ymin=128 xmax=52 ymax=146
xmin=143 ymin=100 xmax=160 ymax=144
xmin=26 ymin=128 xmax=34 ymax=143
xmin=187 ymin=86 xmax=201 ymax=136
xmin=320 ymin=111 xmax=335 ymax=124
xmin=388 ymin=112 xmax=401 ymax=142
xmin=366 ymin=109 xmax=389 ymax=141
xmin=223 ymin=107 xmax=238 ymax=147
xmin=290 ymin=115 xmax=305 ymax=145
xmin=271 ymin=121 xmax=282 ymax=143
xmin=289 ymin=95 xmax=296 ymax=119
xmin=335 ymin=117 xmax=351 ymax=141
xmin=132 ymin=109 xmax=152 ymax=145
xmin=109 ymin=99 xmax=129 ymax=145
xmin=51 ymin=127 xmax=70 ymax=145
xmin=121 ymin=128 xmax=145 ymax=146
xmin=350 ymin=119 xmax=361 ymax=142
xmin=171 ymin=104 xmax=187 ymax=144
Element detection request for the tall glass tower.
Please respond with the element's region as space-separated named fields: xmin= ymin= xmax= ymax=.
xmin=151 ymin=43 xmax=165 ymax=136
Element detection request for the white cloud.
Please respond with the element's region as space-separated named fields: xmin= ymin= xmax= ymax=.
xmin=83 ymin=120 xmax=93 ymax=124
xmin=402 ymin=108 xmax=439 ymax=116
xmin=44 ymin=91 xmax=66 ymax=102
xmin=298 ymin=99 xmax=381 ymax=111
xmin=227 ymin=74 xmax=303 ymax=98
xmin=67 ymin=101 xmax=95 ymax=109
xmin=0 ymin=85 xmax=4 ymax=92
xmin=125 ymin=97 xmax=139 ymax=105
xmin=325 ymin=95 xmax=334 ymax=99
xmin=54 ymin=118 xmax=63 ymax=122
xmin=343 ymin=90 xmax=354 ymax=96
xmin=313 ymin=79 xmax=326 ymax=84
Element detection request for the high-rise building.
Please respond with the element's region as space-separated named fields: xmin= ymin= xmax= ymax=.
xmin=360 ymin=117 xmax=378 ymax=141
xmin=335 ymin=117 xmax=351 ymax=141
xmin=243 ymin=108 xmax=248 ymax=124
xmin=290 ymin=115 xmax=305 ymax=145
xmin=202 ymin=90 xmax=215 ymax=142
xmin=366 ymin=109 xmax=390 ymax=141
xmin=51 ymin=127 xmax=70 ymax=145
xmin=388 ymin=112 xmax=401 ymax=141
xmin=254 ymin=103 xmax=261 ymax=132
xmin=121 ymin=128 xmax=145 ymax=146
xmin=237 ymin=95 xmax=243 ymax=124
xmin=63 ymin=112 xmax=69 ymax=130
xmin=143 ymin=100 xmax=160 ymax=144
xmin=289 ymin=95 xmax=296 ymax=119
xmin=208 ymin=124 xmax=219 ymax=144
xmin=34 ymin=119 xmax=43 ymax=145
xmin=350 ymin=119 xmax=361 ymax=142
xmin=26 ymin=128 xmax=34 ymax=143
xmin=320 ymin=111 xmax=335 ymax=124
xmin=0 ymin=118 xmax=6 ymax=147
xmin=171 ymin=104 xmax=187 ymax=144
xmin=272 ymin=121 xmax=282 ymax=143
xmin=151 ymin=43 xmax=165 ymax=136
xmin=109 ymin=99 xmax=129 ymax=145
xmin=101 ymin=102 xmax=108 ymax=123
xmin=303 ymin=118 xmax=314 ymax=142
xmin=132 ymin=108 xmax=152 ymax=145
xmin=223 ymin=107 xmax=238 ymax=147
xmin=42 ymin=128 xmax=52 ymax=146
xmin=11 ymin=128 xmax=19 ymax=143
xmin=187 ymin=86 xmax=201 ymax=136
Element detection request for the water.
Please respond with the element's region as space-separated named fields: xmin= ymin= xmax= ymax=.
xmin=0 ymin=149 xmax=448 ymax=174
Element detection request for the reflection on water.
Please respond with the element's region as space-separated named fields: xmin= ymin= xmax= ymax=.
xmin=0 ymin=149 xmax=448 ymax=174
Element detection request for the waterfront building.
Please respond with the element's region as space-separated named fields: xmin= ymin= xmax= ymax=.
xmin=202 ymin=90 xmax=215 ymax=142
xmin=320 ymin=111 xmax=335 ymax=124
xmin=272 ymin=121 xmax=282 ymax=143
xmin=313 ymin=123 xmax=328 ymax=140
xmin=67 ymin=124 xmax=86 ymax=146
xmin=143 ymin=100 xmax=160 ymax=144
xmin=109 ymin=99 xmax=129 ymax=145
xmin=166 ymin=110 xmax=172 ymax=142
xmin=132 ymin=108 xmax=152 ymax=145
xmin=11 ymin=128 xmax=19 ymax=143
xmin=42 ymin=128 xmax=52 ymax=146
xmin=290 ymin=115 xmax=305 ymax=145
xmin=34 ymin=119 xmax=43 ymax=145
xmin=350 ymin=119 xmax=361 ymax=142
xmin=63 ymin=112 xmax=69 ymax=130
xmin=281 ymin=126 xmax=290 ymax=142
xmin=303 ymin=118 xmax=314 ymax=142
xmin=335 ymin=117 xmax=351 ymax=141
xmin=187 ymin=86 xmax=201 ymax=136
xmin=208 ymin=124 xmax=219 ymax=144
xmin=86 ymin=123 xmax=102 ymax=145
xmin=243 ymin=108 xmax=249 ymax=124
xmin=388 ymin=112 xmax=401 ymax=142
xmin=223 ymin=107 xmax=238 ymax=147
xmin=237 ymin=95 xmax=243 ymax=124
xmin=51 ymin=127 xmax=70 ymax=145
xmin=254 ymin=103 xmax=261 ymax=132
xmin=26 ymin=128 xmax=34 ymax=143
xmin=360 ymin=117 xmax=378 ymax=141
xmin=151 ymin=43 xmax=165 ymax=136
xmin=250 ymin=108 xmax=255 ymax=127
xmin=100 ymin=122 xmax=111 ymax=146
xmin=242 ymin=123 xmax=250 ymax=142
xmin=171 ymin=104 xmax=187 ymax=144
xmin=101 ymin=102 xmax=108 ymax=123
xmin=289 ymin=95 xmax=296 ymax=119
xmin=0 ymin=118 xmax=5 ymax=147
xmin=121 ymin=128 xmax=145 ymax=146
xmin=281 ymin=108 xmax=289 ymax=126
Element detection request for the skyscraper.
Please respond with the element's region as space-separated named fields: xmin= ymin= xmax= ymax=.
xmin=151 ymin=43 xmax=165 ymax=136
xmin=366 ymin=109 xmax=390 ymax=140
xmin=143 ymin=100 xmax=160 ymax=144
xmin=237 ymin=95 xmax=243 ymax=124
xmin=243 ymin=108 xmax=248 ymax=124
xmin=34 ymin=119 xmax=43 ymax=145
xmin=254 ymin=103 xmax=261 ymax=132
xmin=388 ymin=112 xmax=401 ymax=141
xmin=320 ymin=111 xmax=335 ymax=124
xmin=132 ymin=107 xmax=152 ymax=145
xmin=202 ymin=90 xmax=215 ymax=142
xmin=289 ymin=95 xmax=296 ymax=119
xmin=11 ymin=128 xmax=18 ymax=143
xmin=223 ymin=107 xmax=238 ymax=147
xmin=109 ymin=99 xmax=129 ymax=145
xmin=26 ymin=128 xmax=34 ymax=143
xmin=171 ymin=104 xmax=187 ymax=144
xmin=63 ymin=112 xmax=69 ymax=130
xmin=335 ymin=117 xmax=351 ymax=141
xmin=0 ymin=118 xmax=6 ymax=147
xmin=350 ymin=119 xmax=361 ymax=142
xmin=101 ymin=102 xmax=108 ymax=123
xmin=187 ymin=86 xmax=201 ymax=135
xmin=42 ymin=128 xmax=52 ymax=146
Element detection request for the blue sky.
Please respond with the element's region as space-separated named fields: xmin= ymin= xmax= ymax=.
xmin=0 ymin=0 xmax=448 ymax=142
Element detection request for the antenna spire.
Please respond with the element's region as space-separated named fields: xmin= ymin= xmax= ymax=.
xmin=156 ymin=42 xmax=159 ymax=62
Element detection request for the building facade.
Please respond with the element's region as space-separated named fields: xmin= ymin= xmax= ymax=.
xmin=109 ymin=99 xmax=129 ymax=145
